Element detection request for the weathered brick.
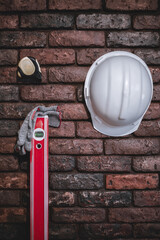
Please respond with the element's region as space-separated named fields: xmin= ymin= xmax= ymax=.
xmin=60 ymin=104 xmax=88 ymax=120
xmin=77 ymin=85 xmax=83 ymax=102
xmin=50 ymin=173 xmax=103 ymax=190
xmin=52 ymin=208 xmax=105 ymax=223
xmin=0 ymin=50 xmax=18 ymax=66
xmin=49 ymin=191 xmax=75 ymax=206
xmin=77 ymin=14 xmax=131 ymax=29
xmin=50 ymin=139 xmax=103 ymax=155
xmin=105 ymin=138 xmax=160 ymax=155
xmin=49 ymin=0 xmax=102 ymax=10
xmin=77 ymin=121 xmax=108 ymax=138
xmin=134 ymin=49 xmax=160 ymax=65
xmin=0 ymin=208 xmax=26 ymax=223
xmin=49 ymin=66 xmax=89 ymax=83
xmin=0 ymin=155 xmax=19 ymax=171
xmin=79 ymin=191 xmax=132 ymax=207
xmin=134 ymin=223 xmax=160 ymax=237
xmin=149 ymin=67 xmax=160 ymax=83
xmin=106 ymin=0 xmax=158 ymax=10
xmin=134 ymin=191 xmax=160 ymax=206
xmin=133 ymin=156 xmax=160 ymax=172
xmin=21 ymin=14 xmax=73 ymax=29
xmin=49 ymin=31 xmax=105 ymax=47
xmin=0 ymin=137 xmax=16 ymax=153
xmin=0 ymin=15 xmax=18 ymax=29
xmin=0 ymin=120 xmax=19 ymax=136
xmin=20 ymin=49 xmax=75 ymax=65
xmin=0 ymin=67 xmax=17 ymax=84
xmin=49 ymin=155 xmax=75 ymax=171
xmin=0 ymin=173 xmax=27 ymax=189
xmin=0 ymin=190 xmax=20 ymax=206
xmin=134 ymin=15 xmax=160 ymax=29
xmin=107 ymin=31 xmax=159 ymax=47
xmin=20 ymin=85 xmax=76 ymax=102
xmin=144 ymin=103 xmax=160 ymax=120
xmin=0 ymin=0 xmax=46 ymax=11
xmin=106 ymin=174 xmax=158 ymax=190
xmin=0 ymin=86 xmax=19 ymax=102
xmin=80 ymin=223 xmax=132 ymax=238
xmin=0 ymin=31 xmax=46 ymax=47
xmin=49 ymin=121 xmax=75 ymax=138
xmin=49 ymin=223 xmax=77 ymax=240
xmin=0 ymin=224 xmax=26 ymax=240
xmin=109 ymin=207 xmax=160 ymax=222
xmin=153 ymin=85 xmax=160 ymax=101
xmin=134 ymin=120 xmax=160 ymax=136
xmin=77 ymin=156 xmax=131 ymax=172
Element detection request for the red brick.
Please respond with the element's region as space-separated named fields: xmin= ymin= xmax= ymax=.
xmin=0 ymin=86 xmax=19 ymax=102
xmin=106 ymin=0 xmax=158 ymax=10
xmin=144 ymin=103 xmax=160 ymax=120
xmin=20 ymin=49 xmax=75 ymax=65
xmin=49 ymin=191 xmax=75 ymax=206
xmin=105 ymin=138 xmax=160 ymax=155
xmin=49 ymin=155 xmax=75 ymax=171
xmin=0 ymin=0 xmax=46 ymax=11
xmin=49 ymin=0 xmax=102 ymax=10
xmin=134 ymin=49 xmax=160 ymax=65
xmin=49 ymin=66 xmax=89 ymax=83
xmin=133 ymin=156 xmax=160 ymax=172
xmin=0 ymin=208 xmax=26 ymax=223
xmin=134 ymin=15 xmax=160 ymax=29
xmin=49 ymin=139 xmax=103 ymax=155
xmin=134 ymin=120 xmax=160 ymax=136
xmin=52 ymin=208 xmax=105 ymax=223
xmin=20 ymin=85 xmax=76 ymax=102
xmin=77 ymin=156 xmax=131 ymax=172
xmin=77 ymin=121 xmax=108 ymax=138
xmin=0 ymin=173 xmax=27 ymax=189
xmin=134 ymin=191 xmax=160 ymax=206
xmin=49 ymin=121 xmax=75 ymax=137
xmin=0 ymin=190 xmax=20 ymax=206
xmin=0 ymin=31 xmax=46 ymax=47
xmin=0 ymin=50 xmax=18 ymax=66
xmin=0 ymin=137 xmax=16 ymax=153
xmin=134 ymin=223 xmax=160 ymax=237
xmin=153 ymin=85 xmax=160 ymax=101
xmin=106 ymin=174 xmax=158 ymax=190
xmin=0 ymin=15 xmax=18 ymax=29
xmin=60 ymin=103 xmax=88 ymax=120
xmin=77 ymin=85 xmax=83 ymax=102
xmin=49 ymin=31 xmax=105 ymax=47
xmin=0 ymin=155 xmax=19 ymax=171
xmin=49 ymin=224 xmax=76 ymax=239
xmin=0 ymin=67 xmax=17 ymax=83
xmin=109 ymin=207 xmax=160 ymax=222
xmin=149 ymin=67 xmax=160 ymax=83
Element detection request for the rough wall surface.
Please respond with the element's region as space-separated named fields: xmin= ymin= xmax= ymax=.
xmin=0 ymin=0 xmax=160 ymax=239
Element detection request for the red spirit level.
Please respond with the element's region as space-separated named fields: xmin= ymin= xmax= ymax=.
xmin=30 ymin=116 xmax=48 ymax=240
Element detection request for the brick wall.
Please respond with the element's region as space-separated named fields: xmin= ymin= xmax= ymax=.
xmin=0 ymin=0 xmax=160 ymax=239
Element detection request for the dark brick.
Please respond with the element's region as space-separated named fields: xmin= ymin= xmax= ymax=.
xmin=49 ymin=122 xmax=75 ymax=138
xmin=77 ymin=14 xmax=131 ymax=29
xmin=49 ymin=223 xmax=77 ymax=240
xmin=0 ymin=190 xmax=20 ymax=206
xmin=134 ymin=120 xmax=160 ymax=136
xmin=134 ymin=190 xmax=160 ymax=206
xmin=21 ymin=13 xmax=73 ymax=29
xmin=52 ymin=208 xmax=105 ymax=223
xmin=133 ymin=156 xmax=160 ymax=172
xmin=0 ymin=208 xmax=26 ymax=223
xmin=144 ymin=103 xmax=160 ymax=120
xmin=49 ymin=66 xmax=89 ymax=83
xmin=77 ymin=85 xmax=83 ymax=102
xmin=0 ymin=15 xmax=18 ymax=29
xmin=49 ymin=191 xmax=75 ymax=206
xmin=0 ymin=155 xmax=19 ymax=171
xmin=77 ymin=121 xmax=108 ymax=138
xmin=0 ymin=0 xmax=46 ymax=11
xmin=0 ymin=50 xmax=18 ymax=66
xmin=49 ymin=0 xmax=102 ymax=10
xmin=107 ymin=31 xmax=159 ymax=47
xmin=0 ymin=31 xmax=46 ymax=48
xmin=50 ymin=173 xmax=103 ymax=190
xmin=49 ymin=155 xmax=75 ymax=171
xmin=106 ymin=174 xmax=158 ymax=190
xmin=0 ymin=120 xmax=19 ymax=136
xmin=0 ymin=137 xmax=16 ymax=153
xmin=149 ymin=67 xmax=160 ymax=83
xmin=109 ymin=207 xmax=160 ymax=222
xmin=0 ymin=86 xmax=18 ymax=102
xmin=77 ymin=156 xmax=131 ymax=172
xmin=50 ymin=139 xmax=103 ymax=155
xmin=134 ymin=15 xmax=160 ymax=29
xmin=80 ymin=223 xmax=132 ymax=238
xmin=0 ymin=173 xmax=27 ymax=189
xmin=60 ymin=103 xmax=88 ymax=120
xmin=134 ymin=49 xmax=160 ymax=65
xmin=153 ymin=85 xmax=160 ymax=101
xmin=105 ymin=138 xmax=160 ymax=155
xmin=0 ymin=67 xmax=17 ymax=84
xmin=106 ymin=0 xmax=158 ymax=10
xmin=0 ymin=224 xmax=26 ymax=240
xmin=79 ymin=191 xmax=132 ymax=207
xmin=49 ymin=31 xmax=105 ymax=47
xmin=134 ymin=223 xmax=160 ymax=237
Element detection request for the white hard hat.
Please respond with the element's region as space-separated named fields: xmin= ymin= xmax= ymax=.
xmin=84 ymin=51 xmax=153 ymax=137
